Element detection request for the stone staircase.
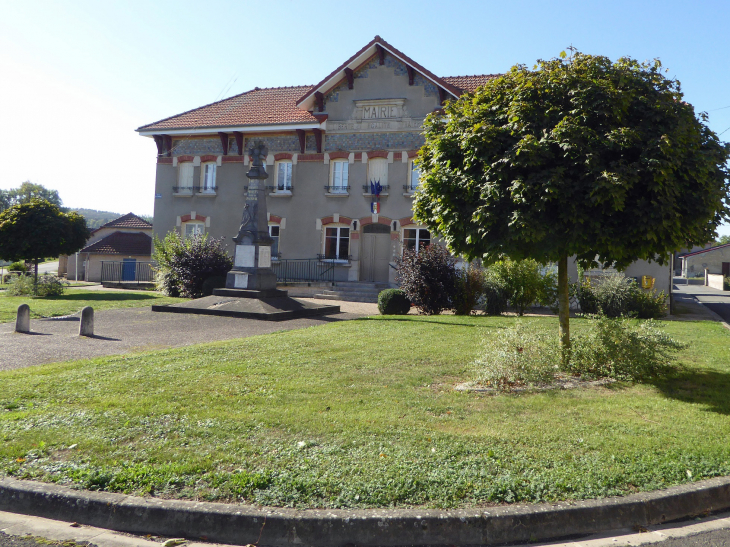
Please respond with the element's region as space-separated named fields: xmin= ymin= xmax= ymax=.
xmin=313 ymin=281 xmax=391 ymax=303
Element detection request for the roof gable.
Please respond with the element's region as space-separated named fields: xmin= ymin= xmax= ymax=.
xmin=94 ymin=213 xmax=152 ymax=232
xmin=296 ymin=36 xmax=464 ymax=112
xmin=81 ymin=231 xmax=153 ymax=255
xmin=136 ymin=37 xmax=500 ymax=135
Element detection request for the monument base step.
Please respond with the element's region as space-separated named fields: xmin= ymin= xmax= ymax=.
xmin=213 ymin=287 xmax=288 ymax=299
xmin=152 ymin=294 xmax=340 ymax=321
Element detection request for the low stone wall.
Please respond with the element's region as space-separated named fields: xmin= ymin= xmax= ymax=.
xmin=707 ymin=273 xmax=725 ymax=291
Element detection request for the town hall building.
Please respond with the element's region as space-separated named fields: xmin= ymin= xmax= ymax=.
xmin=137 ymin=36 xmax=495 ymax=285
xmin=137 ymin=36 xmax=671 ymax=296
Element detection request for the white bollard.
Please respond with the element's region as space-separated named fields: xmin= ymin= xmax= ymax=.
xmin=15 ymin=304 xmax=30 ymax=333
xmin=79 ymin=306 xmax=94 ymax=337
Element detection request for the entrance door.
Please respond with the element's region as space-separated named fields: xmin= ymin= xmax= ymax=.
xmin=723 ymin=262 xmax=730 ymax=277
xmin=361 ymin=224 xmax=391 ymax=282
xmin=122 ymin=259 xmax=137 ymax=281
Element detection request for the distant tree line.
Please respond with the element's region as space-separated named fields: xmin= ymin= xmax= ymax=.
xmin=1 ymin=182 xmax=151 ymax=229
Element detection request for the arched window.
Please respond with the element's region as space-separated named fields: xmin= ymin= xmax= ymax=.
xmin=368 ymin=157 xmax=388 ymax=190
xmin=183 ymin=221 xmax=204 ymax=239
xmin=407 ymin=159 xmax=420 ymax=192
xmin=329 ymin=159 xmax=349 ymax=193
xmin=323 ymin=226 xmax=350 ymax=259
xmin=275 ymin=160 xmax=292 ymax=192
xmin=200 ymin=162 xmax=217 ymax=193
xmin=402 ymin=227 xmax=430 ymax=251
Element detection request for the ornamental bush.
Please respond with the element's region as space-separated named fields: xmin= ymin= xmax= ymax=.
xmin=9 ymin=261 xmax=27 ymax=273
xmin=395 ymin=244 xmax=456 ymax=315
xmin=7 ymin=273 xmax=66 ymax=296
xmin=487 ymin=259 xmax=546 ymax=315
xmin=474 ymin=316 xmax=683 ymax=390
xmin=454 ymin=262 xmax=484 ymax=315
xmin=377 ymin=288 xmax=411 ymax=315
xmin=575 ymin=274 xmax=666 ymax=319
xmin=474 ymin=322 xmax=560 ymax=389
xmin=482 ymin=275 xmax=509 ymax=316
xmin=152 ymin=232 xmax=233 ymax=298
xmin=568 ymin=316 xmax=683 ymax=381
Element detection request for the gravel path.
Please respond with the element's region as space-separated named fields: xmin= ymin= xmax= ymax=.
xmin=0 ymin=299 xmax=377 ymax=371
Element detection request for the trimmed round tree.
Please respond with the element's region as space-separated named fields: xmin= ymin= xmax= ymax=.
xmin=0 ymin=199 xmax=89 ymax=288
xmin=414 ymin=51 xmax=730 ymax=356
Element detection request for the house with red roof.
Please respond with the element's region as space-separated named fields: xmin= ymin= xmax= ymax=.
xmin=679 ymin=243 xmax=730 ymax=279
xmin=137 ymin=36 xmax=497 ymax=290
xmin=67 ymin=213 xmax=153 ymax=282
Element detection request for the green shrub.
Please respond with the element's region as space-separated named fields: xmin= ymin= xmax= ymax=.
xmin=573 ymin=278 xmax=599 ymax=315
xmin=724 ymin=276 xmax=730 ymax=291
xmin=152 ymin=232 xmax=233 ymax=298
xmin=395 ymin=244 xmax=456 ymax=315
xmin=630 ymin=288 xmax=668 ymax=319
xmin=454 ymin=262 xmax=484 ymax=315
xmin=575 ymin=274 xmax=666 ymax=319
xmin=474 ymin=323 xmax=560 ymax=389
xmin=201 ymin=275 xmax=227 ymax=296
xmin=487 ymin=259 xmax=545 ymax=315
xmin=7 ymin=273 xmax=66 ymax=296
xmin=538 ymin=267 xmax=559 ymax=313
xmin=377 ymin=289 xmax=411 ymax=315
xmin=568 ymin=316 xmax=683 ymax=381
xmin=482 ymin=275 xmax=509 ymax=316
xmin=9 ymin=261 xmax=27 ymax=273
xmin=7 ymin=275 xmax=34 ymax=295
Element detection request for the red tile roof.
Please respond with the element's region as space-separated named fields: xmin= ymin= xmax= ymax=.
xmin=136 ymin=37 xmax=502 ymax=134
xmin=81 ymin=232 xmax=153 ymax=255
xmin=137 ymin=86 xmax=317 ymax=132
xmin=442 ymin=74 xmax=500 ymax=93
xmin=95 ymin=213 xmax=152 ymax=231
xmin=681 ymin=243 xmax=730 ymax=257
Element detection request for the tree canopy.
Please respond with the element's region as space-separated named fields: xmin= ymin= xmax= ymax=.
xmin=414 ymin=52 xmax=730 ymax=270
xmin=0 ymin=200 xmax=89 ymax=279
xmin=0 ymin=182 xmax=63 ymax=212
xmin=413 ymin=51 xmax=730 ymax=354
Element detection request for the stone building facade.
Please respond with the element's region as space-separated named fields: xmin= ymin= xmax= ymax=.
xmin=138 ymin=36 xmax=497 ymax=284
xmin=138 ymin=36 xmax=671 ymax=295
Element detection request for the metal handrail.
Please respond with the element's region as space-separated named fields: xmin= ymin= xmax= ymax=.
xmin=194 ymin=186 xmax=218 ymax=192
xmin=362 ymin=184 xmax=390 ymax=193
xmin=323 ymin=185 xmax=350 ymax=193
xmin=267 ymin=185 xmax=293 ymax=192
xmin=101 ymin=261 xmax=154 ymax=284
xmin=403 ymin=184 xmax=418 ymax=192
xmin=173 ymin=186 xmax=194 ymax=193
xmin=271 ymin=258 xmax=337 ymax=283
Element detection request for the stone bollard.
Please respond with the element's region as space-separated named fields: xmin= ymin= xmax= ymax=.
xmin=79 ymin=306 xmax=94 ymax=337
xmin=15 ymin=304 xmax=30 ymax=333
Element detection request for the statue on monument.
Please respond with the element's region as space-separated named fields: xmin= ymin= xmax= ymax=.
xmin=233 ymin=141 xmax=270 ymax=245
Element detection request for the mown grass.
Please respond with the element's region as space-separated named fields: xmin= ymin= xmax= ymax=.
xmin=1 ymin=315 xmax=729 ymax=509
xmin=0 ymin=289 xmax=184 ymax=323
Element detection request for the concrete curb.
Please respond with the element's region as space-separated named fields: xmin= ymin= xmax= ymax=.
xmin=2 ymin=476 xmax=730 ymax=546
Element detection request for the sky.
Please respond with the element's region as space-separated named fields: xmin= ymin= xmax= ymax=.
xmin=1 ymin=0 xmax=729 ymax=232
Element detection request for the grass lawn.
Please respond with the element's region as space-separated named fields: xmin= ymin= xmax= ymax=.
xmin=0 ymin=315 xmax=729 ymax=509
xmin=0 ymin=289 xmax=184 ymax=323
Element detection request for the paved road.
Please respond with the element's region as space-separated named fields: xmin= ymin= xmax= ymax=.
xmin=0 ymin=297 xmax=376 ymax=370
xmin=673 ymin=279 xmax=730 ymax=323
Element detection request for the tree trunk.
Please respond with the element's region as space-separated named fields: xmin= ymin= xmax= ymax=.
xmin=558 ymin=254 xmax=570 ymax=365
xmin=34 ymin=258 xmax=39 ymax=296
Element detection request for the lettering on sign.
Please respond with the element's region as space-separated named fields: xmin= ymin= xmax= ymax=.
xmin=363 ymin=105 xmax=399 ymax=119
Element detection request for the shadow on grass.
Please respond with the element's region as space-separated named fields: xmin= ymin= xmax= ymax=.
xmin=46 ymin=293 xmax=159 ymax=302
xmin=651 ymin=368 xmax=730 ymax=415
xmin=361 ymin=315 xmax=530 ymax=329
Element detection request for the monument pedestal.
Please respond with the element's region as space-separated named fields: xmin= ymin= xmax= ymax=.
xmin=151 ymin=140 xmax=341 ymax=321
